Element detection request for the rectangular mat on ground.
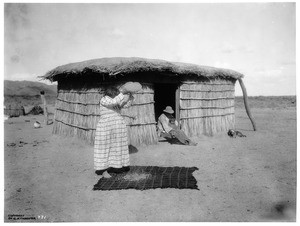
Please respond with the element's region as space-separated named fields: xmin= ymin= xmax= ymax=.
xmin=93 ymin=166 xmax=199 ymax=191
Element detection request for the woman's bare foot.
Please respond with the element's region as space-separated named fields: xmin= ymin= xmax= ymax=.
xmin=102 ymin=171 xmax=112 ymax=178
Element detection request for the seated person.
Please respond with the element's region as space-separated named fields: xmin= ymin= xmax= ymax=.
xmin=157 ymin=106 xmax=197 ymax=146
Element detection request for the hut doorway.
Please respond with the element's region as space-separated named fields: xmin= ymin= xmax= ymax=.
xmin=154 ymin=83 xmax=179 ymax=121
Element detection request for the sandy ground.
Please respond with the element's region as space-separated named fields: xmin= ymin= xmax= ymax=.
xmin=4 ymin=106 xmax=296 ymax=222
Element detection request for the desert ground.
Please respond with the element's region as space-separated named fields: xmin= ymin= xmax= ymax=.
xmin=4 ymin=97 xmax=296 ymax=222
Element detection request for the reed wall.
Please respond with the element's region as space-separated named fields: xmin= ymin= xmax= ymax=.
xmin=121 ymin=84 xmax=158 ymax=145
xmin=53 ymin=77 xmax=236 ymax=145
xmin=53 ymin=81 xmax=158 ymax=146
xmin=179 ymin=79 xmax=236 ymax=137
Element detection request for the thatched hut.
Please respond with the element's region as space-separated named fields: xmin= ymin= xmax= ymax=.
xmin=42 ymin=57 xmax=255 ymax=146
xmin=4 ymin=104 xmax=25 ymax=118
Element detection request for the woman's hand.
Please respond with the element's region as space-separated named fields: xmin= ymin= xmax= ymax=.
xmin=129 ymin=93 xmax=134 ymax=100
xmin=119 ymin=86 xmax=125 ymax=94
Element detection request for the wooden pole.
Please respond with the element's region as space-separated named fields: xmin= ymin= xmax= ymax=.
xmin=40 ymin=91 xmax=49 ymax=125
xmin=238 ymin=78 xmax=257 ymax=131
xmin=175 ymin=86 xmax=180 ymax=127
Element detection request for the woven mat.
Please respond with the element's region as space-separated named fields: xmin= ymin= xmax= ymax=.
xmin=93 ymin=166 xmax=199 ymax=191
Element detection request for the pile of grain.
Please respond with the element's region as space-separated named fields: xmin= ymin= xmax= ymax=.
xmin=122 ymin=173 xmax=151 ymax=182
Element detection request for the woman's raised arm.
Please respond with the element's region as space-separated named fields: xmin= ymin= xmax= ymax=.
xmin=100 ymin=93 xmax=125 ymax=107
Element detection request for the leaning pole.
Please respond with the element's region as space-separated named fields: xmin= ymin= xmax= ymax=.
xmin=238 ymin=78 xmax=257 ymax=131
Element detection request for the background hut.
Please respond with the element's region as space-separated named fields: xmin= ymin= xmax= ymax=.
xmin=4 ymin=104 xmax=25 ymax=118
xmin=42 ymin=57 xmax=255 ymax=146
xmin=26 ymin=105 xmax=44 ymax=115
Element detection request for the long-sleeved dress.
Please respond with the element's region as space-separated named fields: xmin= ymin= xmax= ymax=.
xmin=94 ymin=93 xmax=131 ymax=170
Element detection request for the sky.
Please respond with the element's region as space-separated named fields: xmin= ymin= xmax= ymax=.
xmin=3 ymin=2 xmax=296 ymax=96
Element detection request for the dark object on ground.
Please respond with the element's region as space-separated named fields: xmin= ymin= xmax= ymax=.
xmin=95 ymin=166 xmax=130 ymax=175
xmin=19 ymin=141 xmax=28 ymax=145
xmin=160 ymin=133 xmax=197 ymax=146
xmin=4 ymin=104 xmax=25 ymax=118
xmin=7 ymin=143 xmax=16 ymax=147
xmin=160 ymin=132 xmax=182 ymax=145
xmin=228 ymin=129 xmax=246 ymax=138
xmin=128 ymin=145 xmax=138 ymax=154
xmin=93 ymin=165 xmax=199 ymax=191
xmin=27 ymin=105 xmax=44 ymax=115
xmin=47 ymin=119 xmax=53 ymax=125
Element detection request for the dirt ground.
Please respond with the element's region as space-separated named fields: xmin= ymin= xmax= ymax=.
xmin=4 ymin=105 xmax=297 ymax=222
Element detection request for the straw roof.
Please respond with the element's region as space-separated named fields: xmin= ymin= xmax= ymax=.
xmin=42 ymin=57 xmax=244 ymax=82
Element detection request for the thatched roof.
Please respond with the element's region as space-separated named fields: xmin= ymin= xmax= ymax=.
xmin=42 ymin=57 xmax=244 ymax=82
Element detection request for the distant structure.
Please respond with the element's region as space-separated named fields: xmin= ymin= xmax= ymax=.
xmin=42 ymin=57 xmax=256 ymax=145
xmin=27 ymin=105 xmax=44 ymax=115
xmin=4 ymin=103 xmax=25 ymax=118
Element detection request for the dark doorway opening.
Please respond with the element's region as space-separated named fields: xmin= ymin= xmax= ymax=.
xmin=154 ymin=83 xmax=178 ymax=121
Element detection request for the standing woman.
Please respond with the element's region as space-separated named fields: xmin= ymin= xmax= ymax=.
xmin=94 ymin=86 xmax=133 ymax=178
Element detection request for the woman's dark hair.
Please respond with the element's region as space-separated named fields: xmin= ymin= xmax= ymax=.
xmin=104 ymin=86 xmax=120 ymax=98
